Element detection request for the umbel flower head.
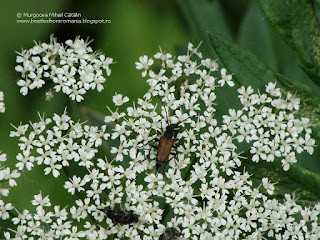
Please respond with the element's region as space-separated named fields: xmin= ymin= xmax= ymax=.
xmin=3 ymin=43 xmax=319 ymax=239
xmin=15 ymin=35 xmax=114 ymax=102
xmin=223 ymin=83 xmax=315 ymax=171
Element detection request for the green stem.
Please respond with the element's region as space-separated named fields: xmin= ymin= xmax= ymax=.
xmin=70 ymin=99 xmax=81 ymax=120
xmin=283 ymin=162 xmax=320 ymax=199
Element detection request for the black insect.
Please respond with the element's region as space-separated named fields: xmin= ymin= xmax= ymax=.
xmin=160 ymin=227 xmax=180 ymax=240
xmin=98 ymin=209 xmax=138 ymax=225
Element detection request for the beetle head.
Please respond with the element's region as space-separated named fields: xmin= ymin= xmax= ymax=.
xmin=164 ymin=125 xmax=175 ymax=138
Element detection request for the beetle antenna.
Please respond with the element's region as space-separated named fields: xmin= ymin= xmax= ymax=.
xmin=176 ymin=113 xmax=199 ymax=126
xmin=156 ymin=95 xmax=170 ymax=125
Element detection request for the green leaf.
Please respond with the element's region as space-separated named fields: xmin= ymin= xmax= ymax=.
xmin=208 ymin=32 xmax=320 ymax=151
xmin=209 ymin=33 xmax=320 ymax=125
xmin=238 ymin=0 xmax=277 ymax=71
xmin=209 ymin=33 xmax=277 ymax=90
xmin=243 ymin=158 xmax=320 ymax=205
xmin=178 ymin=0 xmax=244 ymax=118
xmin=275 ymin=73 xmax=320 ymax=139
xmin=177 ymin=0 xmax=232 ymax=58
xmin=315 ymin=0 xmax=320 ymax=20
xmin=260 ymin=0 xmax=320 ymax=86
xmin=208 ymin=33 xmax=320 ymax=173
xmin=275 ymin=73 xmax=320 ymax=109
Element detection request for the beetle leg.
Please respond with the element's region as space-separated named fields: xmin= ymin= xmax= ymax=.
xmin=143 ymin=147 xmax=152 ymax=162
xmin=139 ymin=148 xmax=151 ymax=163
xmin=137 ymin=137 xmax=159 ymax=149
xmin=139 ymin=144 xmax=157 ymax=163
xmin=161 ymin=151 xmax=177 ymax=174
xmin=169 ymin=151 xmax=179 ymax=167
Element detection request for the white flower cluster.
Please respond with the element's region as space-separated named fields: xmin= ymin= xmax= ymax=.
xmin=0 ymin=151 xmax=19 ymax=224
xmin=0 ymin=91 xmax=5 ymax=113
xmin=0 ymin=92 xmax=16 ymax=218
xmin=3 ymin=192 xmax=86 ymax=240
xmin=0 ymin=152 xmax=20 ymax=199
xmin=3 ymin=44 xmax=319 ymax=239
xmin=15 ymin=35 xmax=114 ymax=102
xmin=222 ymin=83 xmax=315 ymax=171
xmin=11 ymin=110 xmax=108 ymax=176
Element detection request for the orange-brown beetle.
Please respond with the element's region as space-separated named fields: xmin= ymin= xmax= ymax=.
xmin=140 ymin=96 xmax=196 ymax=170
xmin=155 ymin=124 xmax=178 ymax=169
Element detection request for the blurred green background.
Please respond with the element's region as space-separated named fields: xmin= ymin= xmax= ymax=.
xmin=0 ymin=0 xmax=319 ymax=213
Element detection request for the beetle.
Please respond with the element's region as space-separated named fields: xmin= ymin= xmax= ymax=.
xmin=98 ymin=209 xmax=138 ymax=225
xmin=155 ymin=124 xmax=178 ymax=169
xmin=159 ymin=227 xmax=180 ymax=240
xmin=139 ymin=96 xmax=196 ymax=170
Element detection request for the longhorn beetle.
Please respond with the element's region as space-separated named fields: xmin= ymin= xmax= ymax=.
xmin=139 ymin=96 xmax=197 ymax=170
xmin=98 ymin=209 xmax=138 ymax=225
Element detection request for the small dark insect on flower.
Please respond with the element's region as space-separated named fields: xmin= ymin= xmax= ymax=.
xmin=159 ymin=227 xmax=180 ymax=240
xmin=98 ymin=209 xmax=138 ymax=225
